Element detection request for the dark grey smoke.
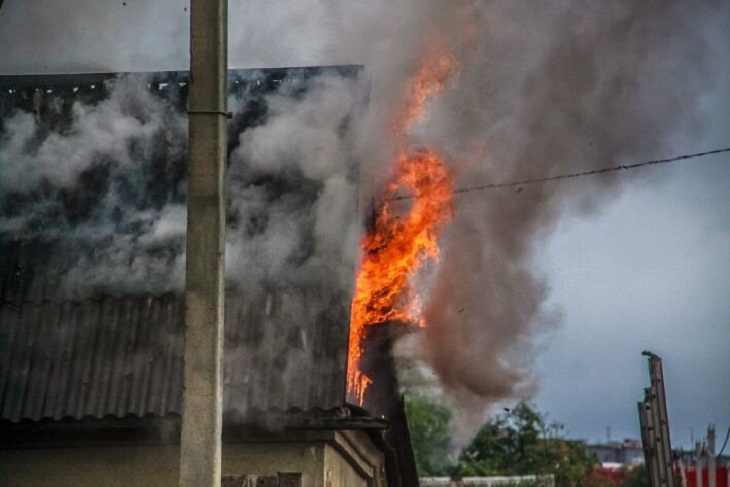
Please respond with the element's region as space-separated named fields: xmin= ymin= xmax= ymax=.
xmin=403 ymin=0 xmax=727 ymax=438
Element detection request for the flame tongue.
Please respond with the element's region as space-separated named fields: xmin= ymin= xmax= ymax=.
xmin=347 ymin=48 xmax=458 ymax=405
xmin=347 ymin=148 xmax=454 ymax=404
xmin=355 ymin=149 xmax=454 ymax=328
xmin=395 ymin=48 xmax=459 ymax=133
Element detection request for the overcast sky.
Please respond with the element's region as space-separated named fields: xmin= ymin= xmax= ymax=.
xmin=533 ymin=153 xmax=730 ymax=445
xmin=0 ymin=1 xmax=727 ymax=446
xmin=532 ymin=55 xmax=730 ymax=444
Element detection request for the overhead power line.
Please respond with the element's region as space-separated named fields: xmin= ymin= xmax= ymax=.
xmin=391 ymin=147 xmax=730 ymax=201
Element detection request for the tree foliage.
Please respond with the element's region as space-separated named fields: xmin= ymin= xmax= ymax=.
xmin=406 ymin=397 xmax=600 ymax=487
xmin=405 ymin=395 xmax=454 ymax=475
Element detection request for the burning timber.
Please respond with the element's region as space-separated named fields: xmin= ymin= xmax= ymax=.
xmin=0 ymin=68 xmax=418 ymax=487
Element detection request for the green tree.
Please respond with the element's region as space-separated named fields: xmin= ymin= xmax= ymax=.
xmin=406 ymin=397 xmax=598 ymax=487
xmin=405 ymin=395 xmax=455 ymax=475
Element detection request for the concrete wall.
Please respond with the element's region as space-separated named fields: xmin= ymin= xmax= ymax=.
xmin=324 ymin=431 xmax=387 ymax=487
xmin=0 ymin=431 xmax=386 ymax=487
xmin=1 ymin=445 xmax=180 ymax=487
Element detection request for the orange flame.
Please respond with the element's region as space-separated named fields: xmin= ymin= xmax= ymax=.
xmin=347 ymin=47 xmax=458 ymax=404
xmin=394 ymin=49 xmax=459 ymax=133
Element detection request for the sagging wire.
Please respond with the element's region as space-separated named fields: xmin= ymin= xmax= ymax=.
xmin=390 ymin=147 xmax=730 ymax=201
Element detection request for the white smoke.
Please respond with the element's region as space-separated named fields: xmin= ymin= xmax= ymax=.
xmin=0 ymin=70 xmax=366 ymax=302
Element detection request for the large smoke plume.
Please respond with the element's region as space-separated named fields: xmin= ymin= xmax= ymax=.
xmin=1 ymin=0 xmax=727 ymax=438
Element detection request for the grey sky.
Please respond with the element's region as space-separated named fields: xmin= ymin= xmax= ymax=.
xmin=532 ymin=53 xmax=730 ymax=444
xmin=533 ymin=154 xmax=730 ymax=444
xmin=1 ymin=1 xmax=728 ymax=445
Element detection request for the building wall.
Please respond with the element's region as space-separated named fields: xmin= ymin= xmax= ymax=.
xmin=0 ymin=431 xmax=385 ymax=487
xmin=323 ymin=431 xmax=387 ymax=487
xmin=1 ymin=445 xmax=180 ymax=487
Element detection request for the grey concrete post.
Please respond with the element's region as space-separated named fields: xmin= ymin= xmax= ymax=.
xmin=179 ymin=0 xmax=228 ymax=486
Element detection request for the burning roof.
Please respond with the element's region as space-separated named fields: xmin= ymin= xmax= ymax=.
xmin=0 ymin=66 xmax=363 ymax=422
xmin=0 ymin=66 xmax=421 ymax=484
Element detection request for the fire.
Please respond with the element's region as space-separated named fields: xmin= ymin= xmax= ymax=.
xmin=347 ymin=47 xmax=458 ymax=404
xmin=347 ymin=149 xmax=454 ymax=402
xmin=394 ymin=49 xmax=459 ymax=133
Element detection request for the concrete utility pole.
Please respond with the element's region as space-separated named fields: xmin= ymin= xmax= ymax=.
xmin=179 ymin=0 xmax=228 ymax=486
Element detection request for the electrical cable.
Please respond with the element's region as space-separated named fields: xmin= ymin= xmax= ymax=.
xmin=390 ymin=146 xmax=730 ymax=201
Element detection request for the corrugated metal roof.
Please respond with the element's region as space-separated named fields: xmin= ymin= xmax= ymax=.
xmin=0 ymin=67 xmax=359 ymax=423
xmin=0 ymin=295 xmax=183 ymax=422
xmin=0 ymin=287 xmax=349 ymax=423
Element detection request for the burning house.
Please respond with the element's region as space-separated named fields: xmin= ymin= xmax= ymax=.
xmin=0 ymin=67 xmax=418 ymax=486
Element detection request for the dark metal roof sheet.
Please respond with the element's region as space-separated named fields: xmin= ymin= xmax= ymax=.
xmin=1 ymin=296 xmax=183 ymax=422
xmin=0 ymin=288 xmax=349 ymax=423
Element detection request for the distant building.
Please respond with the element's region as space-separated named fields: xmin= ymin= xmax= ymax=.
xmin=588 ymin=439 xmax=645 ymax=468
